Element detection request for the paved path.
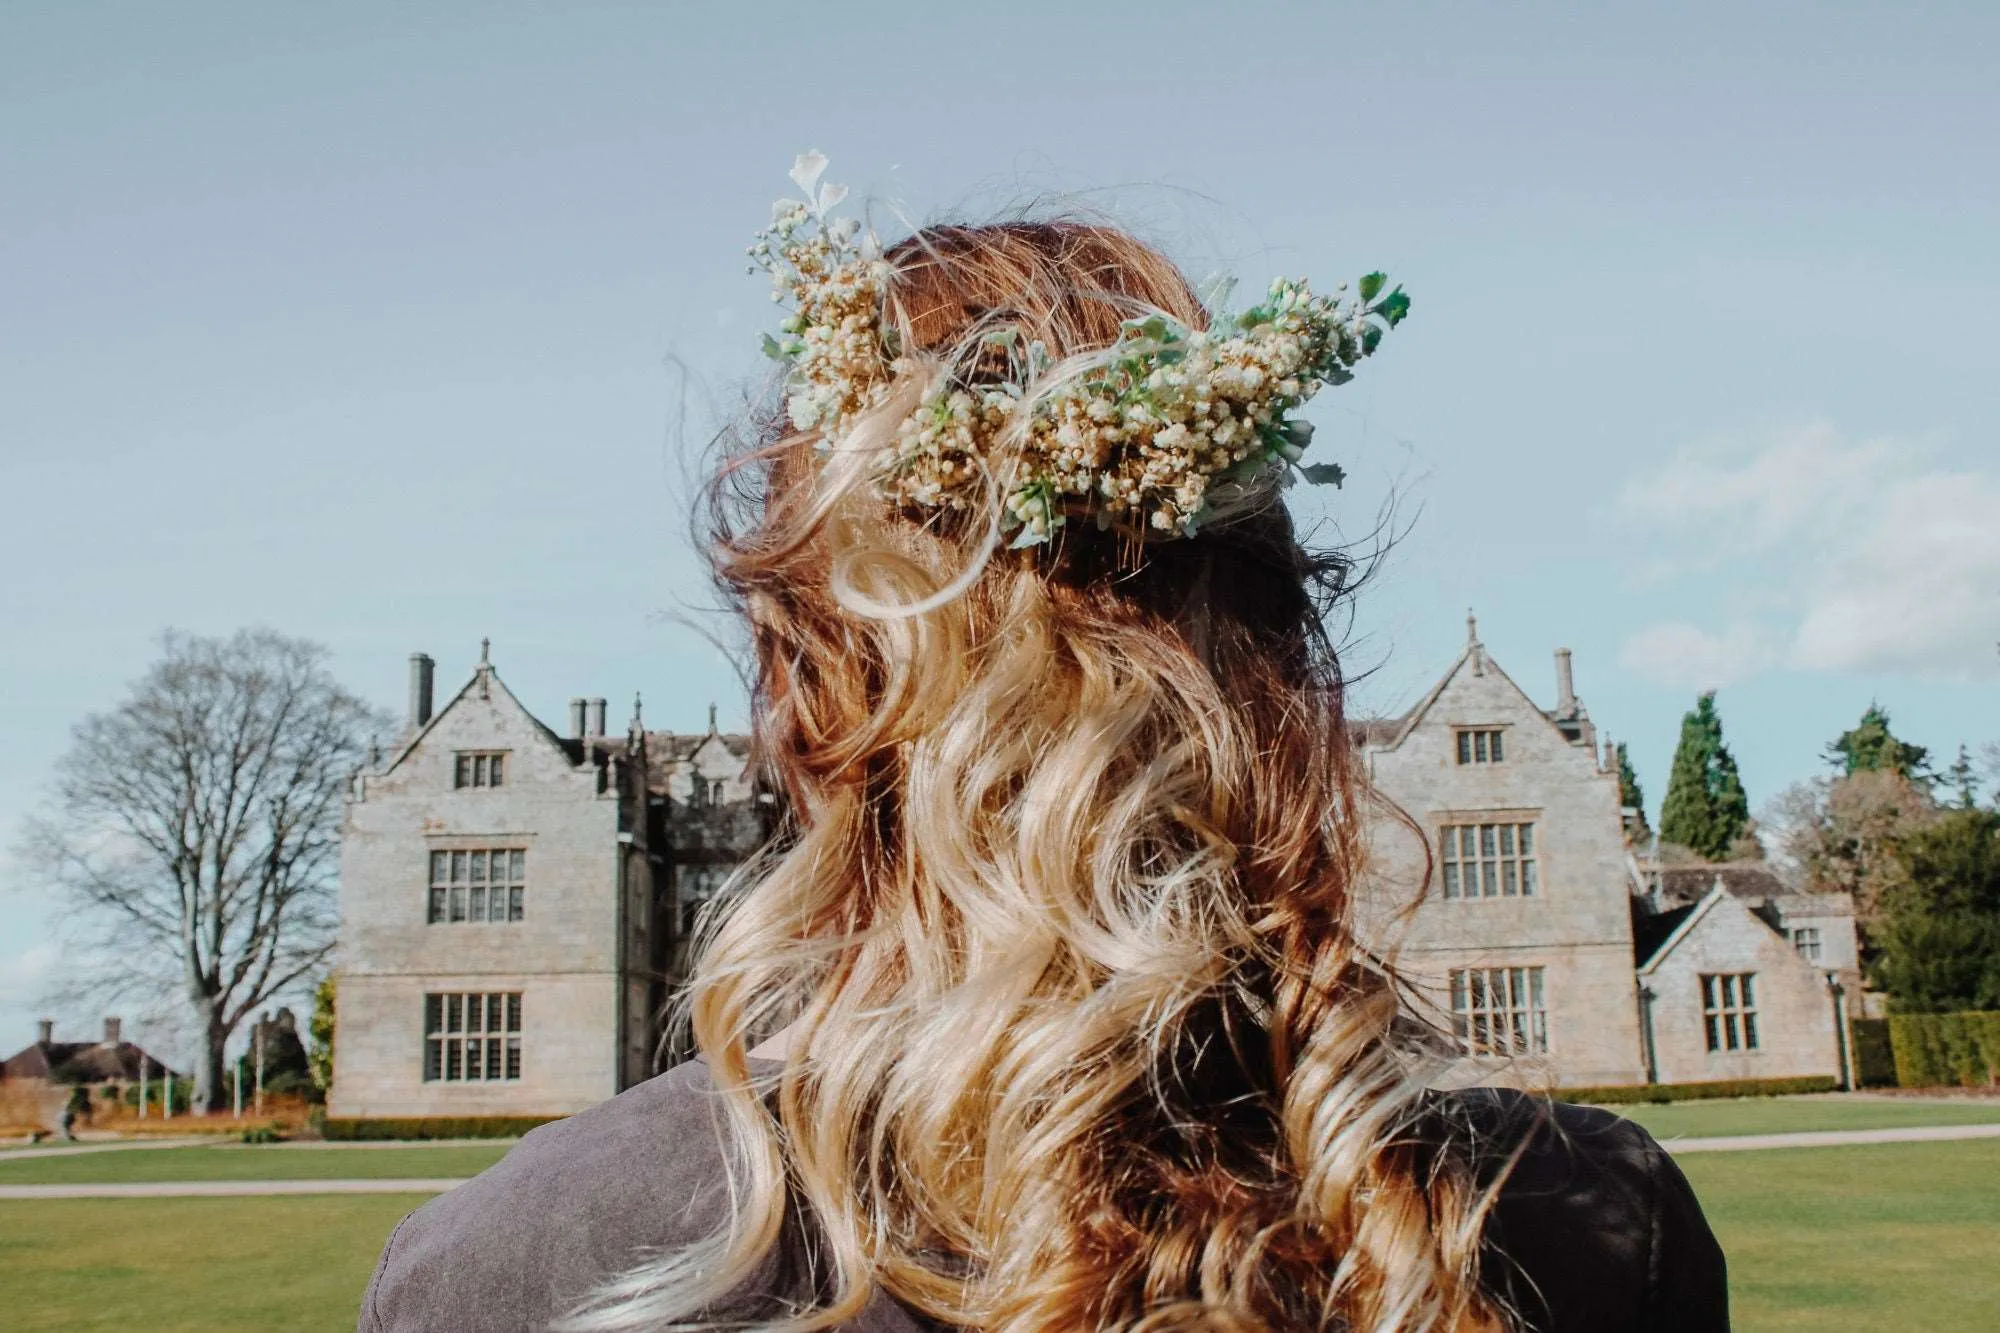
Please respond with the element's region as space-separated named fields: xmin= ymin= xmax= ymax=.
xmin=0 ymin=1137 xmax=215 ymax=1160
xmin=1662 ymin=1122 xmax=2000 ymax=1153
xmin=7 ymin=1124 xmax=1999 ymax=1199
xmin=0 ymin=1178 xmax=469 ymax=1198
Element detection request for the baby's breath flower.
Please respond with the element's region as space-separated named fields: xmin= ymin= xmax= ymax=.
xmin=751 ymin=155 xmax=1409 ymax=545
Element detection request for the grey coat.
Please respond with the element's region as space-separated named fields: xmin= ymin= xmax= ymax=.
xmin=361 ymin=1059 xmax=1727 ymax=1332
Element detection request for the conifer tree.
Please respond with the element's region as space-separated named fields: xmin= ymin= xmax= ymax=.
xmin=1615 ymin=741 xmax=1651 ymax=837
xmin=1658 ymin=692 xmax=1751 ymax=861
xmin=1829 ymin=703 xmax=1930 ymax=781
xmin=1945 ymin=743 xmax=1981 ymax=810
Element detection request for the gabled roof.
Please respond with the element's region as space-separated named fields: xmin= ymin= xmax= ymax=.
xmin=2 ymin=1040 xmax=180 ymax=1083
xmin=381 ymin=663 xmax=581 ymax=777
xmin=1648 ymin=864 xmax=1790 ymax=909
xmin=1633 ymin=902 xmax=1699 ymax=969
xmin=1636 ymin=885 xmax=1726 ymax=974
xmin=1355 ymin=629 xmax=1583 ymax=755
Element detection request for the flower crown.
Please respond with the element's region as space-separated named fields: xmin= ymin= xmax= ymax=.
xmin=749 ymin=152 xmax=1410 ymax=547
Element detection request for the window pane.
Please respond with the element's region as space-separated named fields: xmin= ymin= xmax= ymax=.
xmin=505 ymin=1037 xmax=522 ymax=1080
xmin=1701 ymin=975 xmax=1717 ymax=1008
xmin=445 ymin=994 xmax=463 ymax=1032
xmin=1521 ymin=860 xmax=1538 ymax=895
xmin=451 ymin=851 xmax=467 ymax=883
xmin=445 ymin=1039 xmax=462 ymax=1081
xmin=1482 ymin=861 xmax=1498 ymax=896
xmin=1519 ymin=825 xmax=1534 ymax=855
xmin=1703 ymin=1015 xmax=1719 ymax=1051
xmin=428 ymin=887 xmax=446 ymax=923
xmin=425 ymin=994 xmax=442 ymax=1033
xmin=506 ymin=993 xmax=522 ymax=1031
xmin=490 ymin=755 xmax=505 ymax=786
xmin=1741 ymin=974 xmax=1756 ymax=1007
xmin=1490 ymin=732 xmax=1504 ymax=762
xmin=1529 ymin=968 xmax=1545 ymax=1006
xmin=509 ymin=850 xmax=525 ymax=881
xmin=1474 ymin=732 xmax=1488 ymax=761
xmin=455 ymin=755 xmax=471 ymax=788
xmin=1743 ymin=1012 xmax=1759 ymax=1050
xmin=1458 ymin=733 xmax=1472 ymax=764
xmin=424 ymin=1038 xmax=441 ymax=1081
xmin=449 ymin=886 xmax=466 ymax=922
xmin=470 ymin=851 xmax=487 ymax=884
xmin=1499 ymin=825 xmax=1515 ymax=855
xmin=1442 ymin=863 xmax=1459 ymax=898
xmin=509 ymin=886 xmax=524 ymax=921
xmin=430 ymin=850 xmax=448 ymax=882
xmin=1480 ymin=825 xmax=1497 ymax=857
xmin=1502 ymin=860 xmax=1518 ymax=895
xmin=1450 ymin=972 xmax=1467 ymax=1010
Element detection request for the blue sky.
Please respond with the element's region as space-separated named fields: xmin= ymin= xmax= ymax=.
xmin=3 ymin=2 xmax=1996 ymax=1056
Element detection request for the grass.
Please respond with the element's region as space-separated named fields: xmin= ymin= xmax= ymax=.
xmin=2 ymin=1133 xmax=1996 ymax=1330
xmin=0 ymin=1142 xmax=512 ymax=1184
xmin=0 ymin=1195 xmax=427 ymax=1332
xmin=1680 ymin=1139 xmax=2000 ymax=1332
xmin=1607 ymin=1094 xmax=2000 ymax=1140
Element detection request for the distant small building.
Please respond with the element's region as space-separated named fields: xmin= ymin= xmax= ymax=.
xmin=1630 ymin=864 xmax=1858 ymax=1086
xmin=2 ymin=1017 xmax=179 ymax=1090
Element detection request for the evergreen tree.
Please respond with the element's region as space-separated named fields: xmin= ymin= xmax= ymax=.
xmin=1945 ymin=744 xmax=1981 ymax=810
xmin=1616 ymin=742 xmax=1646 ymax=814
xmin=1658 ymin=692 xmax=1751 ymax=861
xmin=1615 ymin=741 xmax=1651 ymax=838
xmin=1829 ymin=703 xmax=1930 ymax=781
xmin=1872 ymin=808 xmax=2000 ymax=1013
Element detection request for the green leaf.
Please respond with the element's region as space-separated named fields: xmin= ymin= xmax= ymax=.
xmin=1299 ymin=462 xmax=1346 ymax=487
xmin=760 ymin=333 xmax=787 ymax=361
xmin=1375 ymin=287 xmax=1411 ymax=327
xmin=1358 ymin=272 xmax=1387 ymax=302
xmin=1361 ymin=324 xmax=1384 ymax=356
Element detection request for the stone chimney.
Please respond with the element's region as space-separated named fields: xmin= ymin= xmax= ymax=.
xmin=408 ymin=653 xmax=436 ymax=730
xmin=102 ymin=1016 xmax=122 ymax=1047
xmin=585 ymin=697 xmax=608 ymax=738
xmin=568 ymin=698 xmax=588 ymax=739
xmin=1554 ymin=647 xmax=1577 ymax=715
xmin=37 ymin=1018 xmax=53 ymax=1046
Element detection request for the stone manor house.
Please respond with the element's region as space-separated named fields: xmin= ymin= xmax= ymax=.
xmin=331 ymin=627 xmax=1858 ymax=1124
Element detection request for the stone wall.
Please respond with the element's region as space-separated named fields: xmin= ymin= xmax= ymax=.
xmin=331 ymin=669 xmax=634 ymax=1119
xmin=1361 ymin=644 xmax=1646 ymax=1087
xmin=1642 ymin=891 xmax=1841 ymax=1085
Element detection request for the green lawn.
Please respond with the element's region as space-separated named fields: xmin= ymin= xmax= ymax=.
xmin=1681 ymin=1139 xmax=2000 ymax=1332
xmin=1609 ymin=1094 xmax=2000 ymax=1140
xmin=0 ymin=1194 xmax=426 ymax=1332
xmin=2 ymin=1139 xmax=1995 ymax=1331
xmin=0 ymin=1142 xmax=512 ymax=1184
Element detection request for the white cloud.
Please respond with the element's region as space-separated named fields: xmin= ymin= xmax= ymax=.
xmin=0 ymin=943 xmax=59 ymax=1004
xmin=1617 ymin=422 xmax=2000 ymax=682
xmin=1619 ymin=621 xmax=1779 ymax=690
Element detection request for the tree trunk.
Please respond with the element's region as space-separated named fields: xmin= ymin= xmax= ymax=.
xmin=192 ymin=992 xmax=230 ymax=1113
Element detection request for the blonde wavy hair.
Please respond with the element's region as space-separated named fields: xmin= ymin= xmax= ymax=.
xmin=567 ymin=223 xmax=1516 ymax=1333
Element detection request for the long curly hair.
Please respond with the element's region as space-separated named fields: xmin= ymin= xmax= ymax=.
xmin=566 ymin=222 xmax=1513 ymax=1333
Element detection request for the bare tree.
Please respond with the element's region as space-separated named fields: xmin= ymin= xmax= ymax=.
xmin=20 ymin=629 xmax=386 ymax=1111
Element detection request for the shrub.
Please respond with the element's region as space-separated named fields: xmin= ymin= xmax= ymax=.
xmin=1849 ymin=1018 xmax=1898 ymax=1087
xmin=1887 ymin=1011 xmax=2000 ymax=1087
xmin=1561 ymin=1075 xmax=1839 ymax=1105
xmin=322 ymin=1115 xmax=561 ymax=1141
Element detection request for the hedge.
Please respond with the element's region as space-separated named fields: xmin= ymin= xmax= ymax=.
xmin=321 ymin=1114 xmax=563 ymax=1141
xmin=1886 ymin=1011 xmax=2000 ymax=1089
xmin=1849 ymin=1018 xmax=1898 ymax=1088
xmin=1560 ymin=1075 xmax=1838 ymax=1105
